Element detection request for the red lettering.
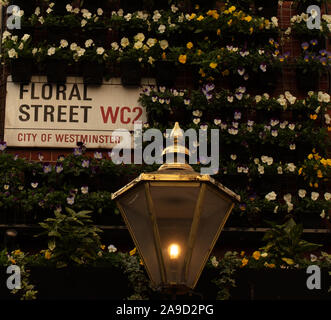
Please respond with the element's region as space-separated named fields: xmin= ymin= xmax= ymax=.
xmin=121 ymin=106 xmax=131 ymax=124
xmin=132 ymin=107 xmax=143 ymax=123
xmin=100 ymin=106 xmax=120 ymax=123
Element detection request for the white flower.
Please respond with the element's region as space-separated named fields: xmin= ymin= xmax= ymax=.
xmin=66 ymin=4 xmax=72 ymax=12
xmin=324 ymin=114 xmax=330 ymax=125
xmin=134 ymin=33 xmax=145 ymax=42
xmin=18 ymin=43 xmax=24 ymax=50
xmin=254 ymin=158 xmax=260 ymax=164
xmin=261 ymin=156 xmax=273 ymax=165
xmin=21 ymin=34 xmax=30 ymax=42
xmin=60 ymin=39 xmax=68 ymax=48
xmin=70 ymin=43 xmax=78 ymax=51
xmin=81 ymin=19 xmax=87 ymax=27
xmin=146 ymin=38 xmax=157 ymax=47
xmin=258 ymin=165 xmax=265 ymax=174
xmin=76 ymin=47 xmax=86 ymax=57
xmin=108 ymin=244 xmax=117 ymax=253
xmin=211 ymin=256 xmax=219 ymax=267
xmin=159 ymin=39 xmax=168 ymax=50
xmin=261 ymin=252 xmax=268 ymax=258
xmin=289 ymin=144 xmax=296 ymax=150
xmin=311 ymin=192 xmax=319 ymax=201
xmin=46 ymin=7 xmax=53 ymax=14
xmin=111 ymin=42 xmax=119 ymax=50
xmin=38 ymin=16 xmax=45 ymax=24
xmin=85 ymin=39 xmax=94 ymax=48
xmin=34 ymin=6 xmax=40 ymax=16
xmin=230 ymin=154 xmax=237 ymax=160
xmin=320 ymin=210 xmax=326 ymax=219
xmin=47 ymin=47 xmax=56 ymax=56
xmin=96 ymin=47 xmax=105 ymax=55
xmin=284 ymin=193 xmax=292 ymax=203
xmin=133 ymin=41 xmax=143 ymax=50
xmin=153 ymin=11 xmax=161 ymax=22
xmin=324 ymin=192 xmax=331 ymax=201
xmin=285 ymin=27 xmax=291 ymax=35
xmin=265 ymin=191 xmax=277 ymax=201
xmin=32 ymin=48 xmax=38 ymax=55
xmin=120 ymin=37 xmax=129 ymax=48
xmin=286 ymin=163 xmax=296 ymax=172
xmin=97 ymin=8 xmax=103 ymax=16
xmin=310 ymin=254 xmax=318 ymax=262
xmin=277 ymin=166 xmax=283 ymax=174
xmin=148 ymin=56 xmax=155 ymax=65
xmin=193 ymin=118 xmax=200 ymax=125
xmin=124 ymin=13 xmax=132 ymax=21
xmin=158 ymin=24 xmax=166 ymax=33
xmin=274 ymin=206 xmax=279 ymax=213
xmin=214 ymin=119 xmax=222 ymax=126
xmin=298 ymin=189 xmax=306 ymax=198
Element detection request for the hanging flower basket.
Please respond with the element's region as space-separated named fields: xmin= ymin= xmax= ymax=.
xmin=296 ymin=67 xmax=319 ymax=92
xmin=46 ymin=60 xmax=67 ymax=84
xmin=82 ymin=62 xmax=104 ymax=85
xmin=120 ymin=61 xmax=142 ymax=87
xmin=11 ymin=58 xmax=33 ymax=83
xmin=155 ymin=61 xmax=177 ymax=88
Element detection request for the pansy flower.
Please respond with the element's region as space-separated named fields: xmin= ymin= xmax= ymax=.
xmin=234 ymin=111 xmax=241 ymax=120
xmin=310 ymin=39 xmax=318 ymax=46
xmin=260 ymin=63 xmax=267 ymax=72
xmin=73 ymin=148 xmax=82 ymax=156
xmin=82 ymin=159 xmax=90 ymax=168
xmin=55 ymin=163 xmax=63 ymax=173
xmin=0 ymin=141 xmax=7 ymax=151
xmin=94 ymin=151 xmax=102 ymax=159
xmin=81 ymin=186 xmax=89 ymax=194
xmin=301 ymin=42 xmax=309 ymax=50
xmin=237 ymin=68 xmax=245 ymax=76
xmin=43 ymin=163 xmax=52 ymax=173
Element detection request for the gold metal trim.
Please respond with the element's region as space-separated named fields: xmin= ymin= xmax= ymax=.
xmin=144 ymin=182 xmax=167 ymax=284
xmin=116 ymin=200 xmax=157 ymax=286
xmin=183 ymin=183 xmax=206 ymax=281
xmin=191 ymin=201 xmax=235 ymax=289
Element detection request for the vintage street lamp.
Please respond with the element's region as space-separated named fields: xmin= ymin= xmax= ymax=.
xmin=111 ymin=123 xmax=239 ymax=292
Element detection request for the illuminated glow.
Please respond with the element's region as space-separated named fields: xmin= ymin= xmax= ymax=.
xmin=168 ymin=244 xmax=180 ymax=259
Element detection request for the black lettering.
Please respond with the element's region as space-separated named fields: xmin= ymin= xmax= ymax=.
xmin=31 ymin=105 xmax=42 ymax=121
xmin=57 ymin=105 xmax=67 ymax=122
xmin=83 ymin=84 xmax=92 ymax=101
xmin=31 ymin=83 xmax=39 ymax=99
xmin=18 ymin=104 xmax=30 ymax=121
xmin=19 ymin=84 xmax=28 ymax=99
xmin=69 ymin=106 xmax=79 ymax=123
xmin=44 ymin=105 xmax=54 ymax=122
xmin=69 ymin=84 xmax=81 ymax=101
xmin=80 ymin=106 xmax=92 ymax=123
xmin=56 ymin=84 xmax=67 ymax=100
xmin=42 ymin=84 xmax=52 ymax=100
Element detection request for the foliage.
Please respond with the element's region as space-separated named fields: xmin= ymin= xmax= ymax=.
xmin=38 ymin=207 xmax=103 ymax=268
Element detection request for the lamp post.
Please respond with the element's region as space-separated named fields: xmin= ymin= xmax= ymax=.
xmin=111 ymin=123 xmax=239 ymax=293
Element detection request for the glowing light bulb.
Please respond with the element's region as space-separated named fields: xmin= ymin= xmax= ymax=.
xmin=168 ymin=244 xmax=180 ymax=259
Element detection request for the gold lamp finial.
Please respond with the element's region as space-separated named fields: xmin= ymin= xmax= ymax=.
xmin=159 ymin=122 xmax=192 ymax=171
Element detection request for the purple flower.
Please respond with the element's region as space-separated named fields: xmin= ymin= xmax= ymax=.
xmin=57 ymin=155 xmax=65 ymax=161
xmin=204 ymin=83 xmax=215 ymax=92
xmin=234 ymin=111 xmax=242 ymax=120
xmin=320 ymin=57 xmax=327 ymax=65
xmin=237 ymin=68 xmax=245 ymax=76
xmin=319 ymin=49 xmax=327 ymax=56
xmin=310 ymin=39 xmax=318 ymax=46
xmin=94 ymin=151 xmax=102 ymax=159
xmin=260 ymin=63 xmax=267 ymax=72
xmin=67 ymin=196 xmax=75 ymax=205
xmin=184 ymin=98 xmax=191 ymax=105
xmin=304 ymin=55 xmax=310 ymax=62
xmin=73 ymin=148 xmax=82 ymax=156
xmin=43 ymin=163 xmax=52 ymax=173
xmin=82 ymin=159 xmax=90 ymax=168
xmin=0 ymin=141 xmax=7 ymax=151
xmin=55 ymin=163 xmax=63 ymax=173
xmin=239 ymin=203 xmax=247 ymax=211
xmin=301 ymin=42 xmax=309 ymax=50
xmin=235 ymin=92 xmax=243 ymax=100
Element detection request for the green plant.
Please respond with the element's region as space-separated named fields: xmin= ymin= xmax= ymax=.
xmin=38 ymin=207 xmax=103 ymax=267
xmin=259 ymin=218 xmax=322 ymax=266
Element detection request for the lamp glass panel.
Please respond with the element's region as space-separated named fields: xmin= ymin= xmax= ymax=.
xmin=186 ymin=184 xmax=233 ymax=288
xmin=118 ymin=183 xmax=162 ymax=285
xmin=149 ymin=182 xmax=200 ymax=284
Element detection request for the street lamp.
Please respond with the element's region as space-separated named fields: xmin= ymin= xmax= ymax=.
xmin=111 ymin=123 xmax=239 ymax=292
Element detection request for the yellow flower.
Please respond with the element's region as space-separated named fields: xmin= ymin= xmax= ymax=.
xmin=222 ymin=69 xmax=230 ymax=76
xmin=314 ymin=182 xmax=319 ymax=188
xmin=321 ymin=158 xmax=327 ymax=166
xmin=240 ymin=251 xmax=245 ymax=257
xmin=328 ymin=126 xmax=331 ymax=132
xmin=241 ymin=258 xmax=248 ymax=267
xmin=224 ymin=10 xmax=229 ymax=14
xmin=249 ymin=27 xmax=254 ymax=34
xmin=244 ymin=16 xmax=252 ymax=22
xmin=188 ymin=13 xmax=196 ymax=20
xmin=308 ymin=154 xmax=313 ymax=160
xmin=100 ymin=245 xmax=105 ymax=250
xmin=139 ymin=259 xmax=144 ymax=266
xmin=310 ymin=114 xmax=318 ymax=120
xmin=10 ymin=258 xmax=16 ymax=264
xmin=228 ymin=6 xmax=236 ymax=13
xmin=298 ymin=167 xmax=303 ymax=175
xmin=161 ymin=52 xmax=167 ymax=60
xmin=252 ymin=251 xmax=261 ymax=260
xmin=186 ymin=42 xmax=193 ymax=49
xmin=199 ymin=68 xmax=206 ymax=77
xmin=213 ymin=12 xmax=220 ymax=19
xmin=209 ymin=62 xmax=218 ymax=69
xmin=227 ymin=19 xmax=233 ymax=26
xmin=197 ymin=49 xmax=202 ymax=56
xmin=129 ymin=248 xmax=137 ymax=256
xmin=217 ymin=28 xmax=221 ymax=36
xmin=45 ymin=250 xmax=51 ymax=260
xmin=197 ymin=15 xmax=204 ymax=21
xmin=317 ymin=170 xmax=323 ymax=178
xmin=178 ymin=54 xmax=187 ymax=64
xmin=314 ymin=153 xmax=321 ymax=160
xmin=264 ymin=262 xmax=276 ymax=268
xmin=13 ymin=249 xmax=22 ymax=256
